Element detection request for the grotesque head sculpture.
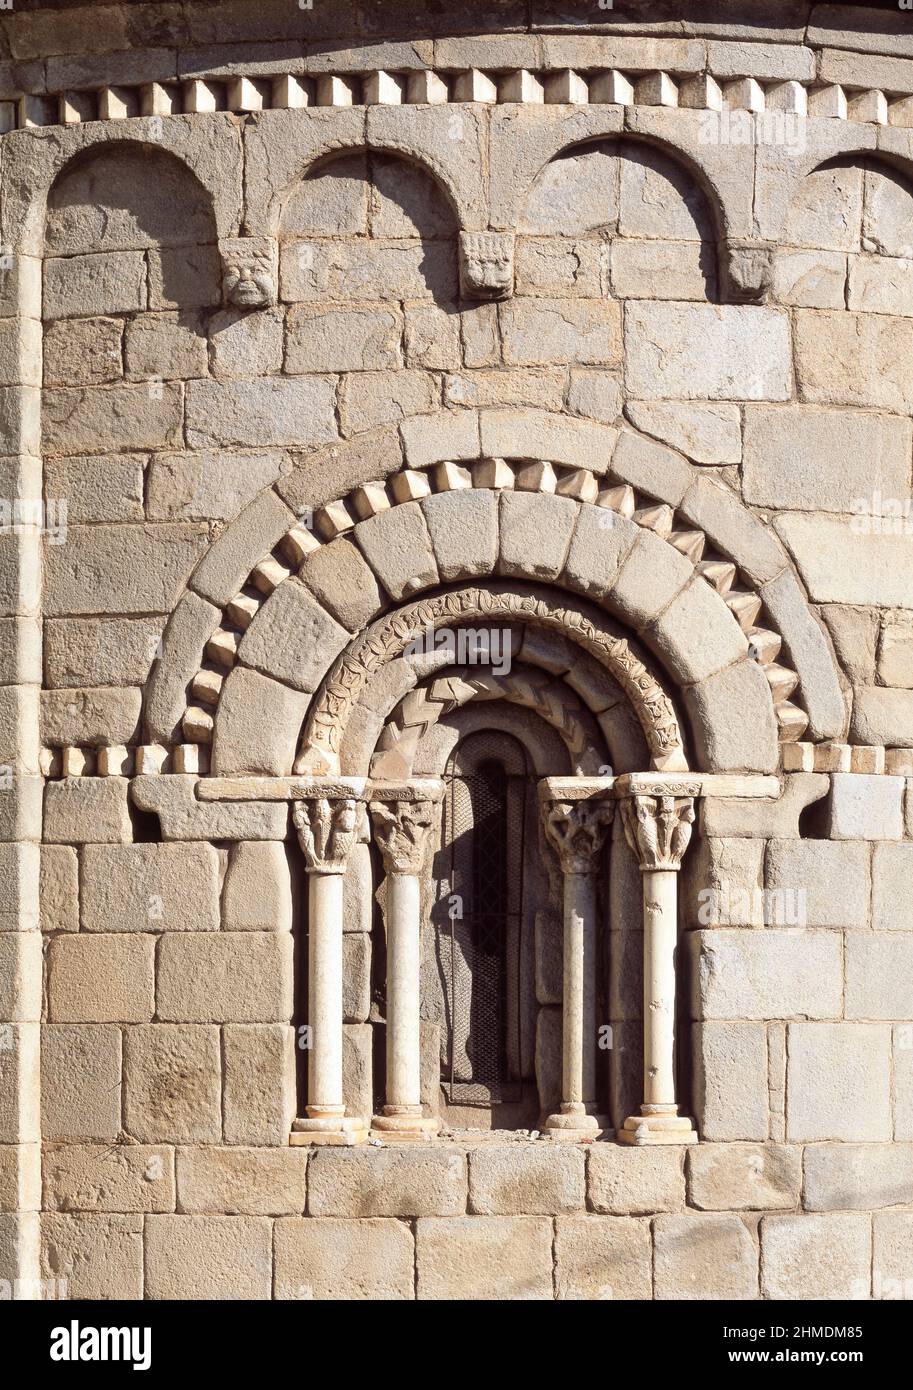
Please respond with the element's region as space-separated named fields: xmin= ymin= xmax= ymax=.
xmin=459 ymin=230 xmax=515 ymax=300
xmin=221 ymin=237 xmax=277 ymax=309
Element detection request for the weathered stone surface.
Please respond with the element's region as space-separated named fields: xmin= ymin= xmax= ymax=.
xmin=846 ymin=935 xmax=913 ymax=1021
xmin=498 ymin=491 xmax=578 ymax=581
xmin=45 ymin=524 xmax=207 ymax=616
xmin=40 ymin=845 xmax=78 ymax=934
xmin=691 ymin=929 xmax=842 ymax=1022
xmin=851 ymin=688 xmax=913 ymax=748
xmin=804 ymin=1143 xmax=913 ymax=1212
xmin=873 ymin=843 xmax=913 ymax=931
xmin=694 ymin=1022 xmax=768 ymax=1141
xmin=40 ymin=687 xmax=142 ymax=747
xmin=224 ymin=1024 xmax=296 ymax=1146
xmin=683 ymin=661 xmax=779 ymax=774
xmin=147 ymin=451 xmax=282 ymax=522
xmin=186 ymin=377 xmax=338 ymax=449
xmin=43 ymin=316 xmax=123 ymax=387
xmin=879 ymin=613 xmax=913 ymax=689
xmin=43 ymin=384 xmax=184 ymax=455
xmin=209 ymin=308 xmax=284 ymax=378
xmin=608 ymin=527 xmax=693 ymax=628
xmin=146 ymin=1215 xmax=272 ymax=1299
xmin=744 ymin=405 xmax=912 ymax=513
xmin=300 ymin=536 xmax=383 ymax=630
xmin=563 ymin=505 xmax=638 ymax=599
xmin=589 ymin=1145 xmax=685 ymax=1215
xmin=826 ymin=773 xmax=904 ymax=841
xmin=43 ymin=251 xmax=146 ymax=319
xmin=416 ymin=1216 xmax=552 ymax=1300
xmin=422 ymin=488 xmax=499 ymax=582
xmin=688 ymin=1144 xmax=800 ymax=1212
xmin=354 ymin=500 xmax=439 ymax=599
xmin=286 ymin=304 xmax=402 ymax=373
xmin=761 ymin=1213 xmax=871 ymax=1300
xmin=794 ymin=310 xmax=913 ymax=413
xmin=123 ymin=1025 xmax=221 ymax=1145
xmin=625 ymin=401 xmax=741 ymax=465
xmin=275 ymin=1217 xmax=414 ymax=1300
xmin=238 ymin=579 xmax=350 ymax=692
xmin=177 ymin=1147 xmax=307 ymax=1216
xmin=222 ymin=841 xmax=293 ymax=932
xmin=157 ymin=932 xmax=293 ymax=1023
xmin=43 ymin=1144 xmax=175 ymax=1214
xmin=44 ymin=779 xmax=132 ymax=845
xmin=125 ymin=311 xmax=208 ymax=380
xmin=786 ymin=1022 xmax=892 ymax=1142
xmin=48 ymin=934 xmax=155 ymax=1024
xmin=469 ymin=1145 xmax=584 ymax=1216
xmin=501 ymin=297 xmax=621 ymax=366
xmin=766 ymin=839 xmax=869 ymax=928
xmin=554 ymin=1215 xmax=651 ymax=1300
xmin=777 ymin=516 xmax=913 ymax=610
xmin=646 ymin=579 xmax=749 ymax=685
xmin=41 ymin=1025 xmax=121 ymax=1142
xmin=566 ymin=370 xmax=623 ymax=425
xmin=654 ymin=1214 xmax=758 ymax=1300
xmin=873 ymin=1212 xmax=913 ymax=1300
xmin=612 ymin=239 xmax=710 ymax=301
xmin=309 ymin=1147 xmax=466 ymax=1218
xmin=212 ymin=668 xmax=310 ymax=776
xmin=624 ymin=303 xmax=791 ymax=401
xmin=82 ymin=843 xmax=220 ymax=932
xmin=42 ymin=1214 xmax=143 ymax=1300
xmin=772 ymin=248 xmax=847 ymax=309
xmin=340 ymin=369 xmax=439 ymax=435
xmin=611 ymin=428 xmax=693 ymax=505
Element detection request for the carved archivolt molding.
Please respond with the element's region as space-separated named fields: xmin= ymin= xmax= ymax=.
xmin=295 ymin=585 xmax=687 ymax=776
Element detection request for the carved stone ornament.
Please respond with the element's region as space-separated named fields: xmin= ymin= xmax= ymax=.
xmin=296 ymin=584 xmax=685 ymax=776
xmin=292 ymin=796 xmax=361 ymax=874
xmin=369 ymin=798 xmax=436 ymax=876
xmin=722 ymin=239 xmax=773 ymax=304
xmin=221 ymin=236 xmax=277 ymax=309
xmin=459 ymin=230 xmax=515 ymax=300
xmin=543 ymin=798 xmax=614 ymax=874
xmin=619 ymin=793 xmax=696 ymax=873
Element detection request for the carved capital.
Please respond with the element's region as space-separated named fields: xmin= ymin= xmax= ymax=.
xmin=369 ymin=798 xmax=436 ymax=875
xmin=459 ymin=230 xmax=515 ymax=300
xmin=220 ymin=235 xmax=277 ymax=309
xmin=721 ymin=239 xmax=773 ymax=304
xmin=543 ymin=797 xmax=614 ymax=875
xmin=293 ymin=796 xmax=361 ymax=874
xmin=619 ymin=794 xmax=695 ymax=873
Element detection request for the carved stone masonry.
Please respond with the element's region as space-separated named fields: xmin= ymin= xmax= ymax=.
xmin=220 ymin=235 xmax=278 ymax=308
xmin=543 ymin=798 xmax=614 ymax=874
xmin=369 ymin=797 xmax=436 ymax=875
xmin=459 ymin=230 xmax=515 ymax=299
xmin=619 ymin=792 xmax=697 ymax=872
xmin=293 ymin=796 xmax=361 ymax=875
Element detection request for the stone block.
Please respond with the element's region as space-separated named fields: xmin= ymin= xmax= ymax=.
xmin=682 ymin=836 xmax=765 ymax=927
xmin=825 ymin=774 xmax=904 ymax=841
xmin=469 ymin=1145 xmax=584 ymax=1216
xmin=43 ymin=251 xmax=146 ymax=319
xmin=851 ymin=689 xmax=913 ymax=748
xmin=124 ymin=310 xmax=208 ymax=380
xmin=498 ymin=490 xmax=578 ymax=581
xmin=238 ymin=578 xmax=350 ymax=691
xmin=148 ymin=450 xmax=283 ymax=524
xmin=209 ymin=308 xmax=284 ymax=378
xmin=43 ymin=1143 xmax=175 ymax=1214
xmin=339 ymin=369 xmax=438 ymax=435
xmin=694 ymin=1021 xmax=768 ymax=1141
xmin=342 ymin=932 xmax=371 ymax=1023
xmin=480 ymin=408 xmax=616 ymax=473
xmin=274 ymin=1217 xmax=414 ymax=1300
xmin=873 ymin=843 xmax=913 ymax=930
xmin=40 ymin=845 xmax=78 ymax=933
xmin=48 ymin=934 xmax=155 ymax=1023
xmin=186 ymin=377 xmax=337 ymax=449
xmin=222 ymin=841 xmax=294 ymax=932
xmin=43 ymin=383 xmax=184 ymax=455
xmin=654 ymin=1214 xmax=758 ymax=1300
xmin=744 ymin=404 xmax=911 ymax=513
xmin=880 ymin=613 xmax=913 ymax=689
xmin=691 ymin=929 xmax=843 ymax=1021
xmin=123 ymin=1025 xmax=221 ymax=1144
xmin=280 ymin=239 xmax=456 ymax=304
xmin=145 ymin=1215 xmax=272 ymax=1299
xmin=761 ymin=1213 xmax=871 ymax=1300
xmin=400 ymin=410 xmax=479 ymax=469
xmin=687 ymin=1144 xmax=800 ymax=1211
xmin=42 ymin=1214 xmax=143 ymax=1300
xmin=308 ymin=1147 xmax=466 ymax=1218
xmin=354 ymin=500 xmax=438 ymax=599
xmin=0 ymin=1023 xmax=39 ymax=1144
xmin=211 ymin=668 xmax=310 ymax=776
xmin=300 ymin=537 xmax=383 ymax=631
xmin=846 ymin=935 xmax=913 ymax=1021
xmin=285 ymin=303 xmax=402 ymax=373
xmin=41 ymin=1025 xmax=121 ymax=1142
xmin=624 ymin=303 xmax=791 ymax=401
xmin=765 ymin=839 xmax=870 ymax=928
xmin=786 ymin=1022 xmax=892 ymax=1142
xmin=44 ymin=779 xmax=131 ymax=845
xmin=804 ymin=1143 xmax=913 ymax=1212
xmin=611 ymin=429 xmax=693 ymax=506
xmin=416 ymin=1216 xmax=553 ymax=1300
xmin=646 ymin=579 xmax=749 ymax=685
xmin=554 ymin=1215 xmax=652 ymax=1300
xmin=566 ymin=370 xmax=624 ymax=426
xmin=404 ymin=303 xmax=462 ymax=369
xmin=682 ymin=661 xmax=779 ymax=774
xmin=588 ymin=1145 xmax=685 ymax=1215
xmin=794 ymin=310 xmax=913 ymax=413
xmin=421 ymin=488 xmax=499 ymax=582
xmin=562 ymin=505 xmax=638 ymax=600
xmin=148 ymin=245 xmax=223 ymax=309
xmin=189 ymin=489 xmax=295 ymax=607
xmin=224 ymin=1023 xmax=296 ymax=1146
xmin=44 ymin=454 xmax=144 ymax=524
xmin=156 ymin=932 xmax=293 ymax=1023
xmin=501 ymin=297 xmax=622 ymax=366
xmin=821 ymin=606 xmax=878 ymax=687
xmin=607 ymin=527 xmax=693 ymax=628
xmin=612 ymin=239 xmax=711 ymax=300
xmin=43 ymin=316 xmax=123 ymax=387
xmin=772 ymin=249 xmax=847 ymax=309
xmin=757 ymin=569 xmax=845 ymax=742
xmin=873 ymin=1213 xmax=913 ymax=1301
xmin=176 ymin=1146 xmax=307 ymax=1216
xmin=40 ymin=686 xmax=142 ymax=748
xmin=82 ymin=843 xmax=220 ymax=932
xmin=44 ymin=523 xmax=207 ymax=616
xmin=625 ymin=401 xmax=741 ymax=466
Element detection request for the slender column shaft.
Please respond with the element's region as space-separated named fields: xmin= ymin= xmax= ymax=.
xmin=642 ymin=867 xmax=678 ymax=1110
xmin=307 ymin=871 xmax=345 ymax=1117
xmin=385 ymin=871 xmax=422 ymax=1112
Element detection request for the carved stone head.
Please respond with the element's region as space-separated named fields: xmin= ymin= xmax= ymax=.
xmin=459 ymin=230 xmax=515 ymax=300
xmin=220 ymin=236 xmax=277 ymax=309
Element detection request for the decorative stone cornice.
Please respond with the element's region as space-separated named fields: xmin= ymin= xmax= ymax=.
xmin=543 ymin=797 xmax=614 ymax=875
xmin=618 ymin=791 xmax=697 ymax=873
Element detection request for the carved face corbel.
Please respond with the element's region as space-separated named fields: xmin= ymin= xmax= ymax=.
xmin=459 ymin=230 xmax=515 ymax=300
xmin=220 ymin=236 xmax=278 ymax=309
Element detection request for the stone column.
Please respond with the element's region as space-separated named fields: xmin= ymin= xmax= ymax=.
xmin=541 ymin=790 xmax=614 ymax=1140
xmin=290 ymin=779 xmax=368 ymax=1145
xmin=617 ymin=784 xmax=699 ymax=1145
xmin=369 ymin=779 xmax=444 ymax=1140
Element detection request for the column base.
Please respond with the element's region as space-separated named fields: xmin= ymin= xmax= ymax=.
xmin=617 ymin=1112 xmax=698 ymax=1146
xmin=370 ymin=1109 xmax=441 ymax=1142
xmin=543 ymin=1108 xmax=613 ymax=1142
xmin=290 ymin=1114 xmax=369 ymax=1146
